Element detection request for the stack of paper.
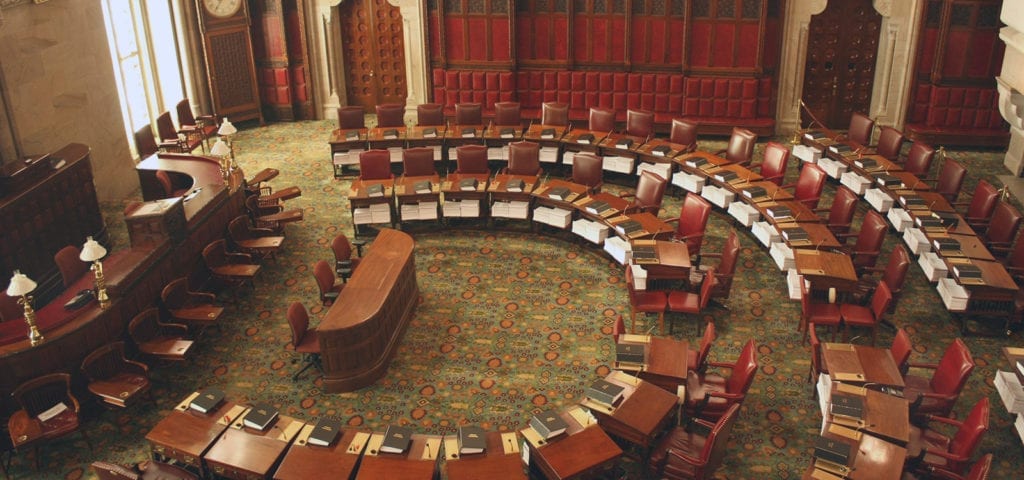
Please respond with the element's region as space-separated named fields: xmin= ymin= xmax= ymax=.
xmin=887 ymin=208 xmax=913 ymax=232
xmin=840 ymin=171 xmax=872 ymax=195
xmin=995 ymin=370 xmax=1024 ymax=413
xmin=460 ymin=201 xmax=479 ymax=217
xmin=353 ymin=207 xmax=372 ymax=225
xmin=630 ymin=263 xmax=648 ymax=290
xmin=752 ymin=221 xmax=781 ymax=247
xmin=818 ymin=157 xmax=847 ymax=179
xmin=533 ymin=206 xmax=572 ymax=229
xmin=602 ymin=155 xmax=634 ymax=174
xmin=443 ymin=200 xmax=462 ymax=217
xmin=487 ymin=146 xmax=509 ymax=161
xmin=701 ymin=185 xmax=735 ymax=209
xmin=370 ymin=203 xmax=390 ymax=223
xmin=728 ymin=202 xmax=761 ymax=227
xmin=792 ymin=145 xmax=822 ymax=164
xmin=333 ymin=149 xmax=365 ymax=166
xmin=448 ymin=147 xmax=459 ymax=161
xmin=1016 ymin=414 xmax=1024 ymax=446
xmin=672 ymin=171 xmax=705 ymax=194
xmin=430 ymin=146 xmax=443 ymax=160
xmin=917 ymin=251 xmax=948 ymax=282
xmin=400 ymin=203 xmax=420 ymax=220
xmin=937 ymin=277 xmax=969 ymax=311
xmin=787 ymin=270 xmax=804 ymax=300
xmin=769 ymin=242 xmax=796 ymax=271
xmin=902 ymin=227 xmax=931 ymax=255
xmin=636 ymin=162 xmax=671 ymax=180
xmin=572 ymin=218 xmax=609 ymax=244
xmin=539 ymin=147 xmax=559 ymax=164
xmin=387 ymin=147 xmax=403 ymax=163
xmin=603 ymin=236 xmax=631 ymax=264
xmin=865 ymin=188 xmax=895 ymax=213
xmin=492 ymin=201 xmax=529 ymax=219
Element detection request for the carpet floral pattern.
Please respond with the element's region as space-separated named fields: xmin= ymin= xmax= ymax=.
xmin=17 ymin=120 xmax=1022 ymax=479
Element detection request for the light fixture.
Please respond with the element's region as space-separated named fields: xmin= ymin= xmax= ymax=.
xmin=211 ymin=138 xmax=232 ymax=179
xmin=6 ymin=271 xmax=44 ymax=346
xmin=217 ymin=117 xmax=237 ymax=137
xmin=216 ymin=117 xmax=237 ymax=173
xmin=79 ymin=236 xmax=110 ymax=309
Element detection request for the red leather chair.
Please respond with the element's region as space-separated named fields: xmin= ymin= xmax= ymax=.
xmin=337 ymin=105 xmax=366 ymax=129
xmin=156 ymin=110 xmax=201 ymax=152
xmin=128 ymin=308 xmax=191 ymax=362
xmin=541 ymin=101 xmax=569 ymax=127
xmin=313 ymin=260 xmax=344 ymax=306
xmin=667 ymin=267 xmax=717 ymax=336
xmin=807 ymin=322 xmax=827 ymax=397
xmin=588 ymin=107 xmax=616 ymax=132
xmin=669 ymin=118 xmax=698 ymax=153
xmin=915 ymin=453 xmax=992 ymax=480
xmin=932 ymin=158 xmax=967 ymax=203
xmin=784 ymin=163 xmax=827 ymax=209
xmin=903 ymin=338 xmax=975 ymax=418
xmin=687 ymin=321 xmax=716 ymax=374
xmin=402 ymin=147 xmax=437 ymax=178
xmin=716 ymin=127 xmax=757 ymax=165
xmin=227 ymin=215 xmax=285 ymax=261
xmin=625 ymin=263 xmax=667 ymax=334
xmin=133 ymin=125 xmax=160 ymax=158
xmin=287 ymin=302 xmax=322 ymax=381
xmin=568 ymin=153 xmax=603 ymax=193
xmin=54 ymin=245 xmax=89 ymax=288
xmin=683 ymin=339 xmax=757 ymax=421
xmin=625 ymin=109 xmax=654 ymax=138
xmin=175 ymin=99 xmax=217 ymax=152
xmin=8 ymin=373 xmax=91 ymax=470
xmin=748 ymin=141 xmax=789 ymax=185
xmin=903 ymin=141 xmax=936 ymax=177
xmin=375 ymin=103 xmax=405 ymax=128
xmin=905 ymin=398 xmax=989 ymax=476
xmin=891 ymin=328 xmax=913 ymax=376
xmin=800 ymin=280 xmax=840 ymax=345
xmin=416 ymin=103 xmax=444 ymax=126
xmin=503 ymin=141 xmax=541 ymax=176
xmin=612 ymin=315 xmax=626 ymax=343
xmin=621 ymin=171 xmax=667 ymax=215
xmin=957 ymin=179 xmax=1000 ymax=231
xmin=455 ymin=145 xmax=491 ymax=178
xmin=155 ymin=170 xmax=189 ymax=198
xmin=847 ymin=112 xmax=874 ymax=146
xmin=697 ymin=230 xmax=741 ymax=303
xmin=665 ymin=193 xmax=712 ymax=257
xmin=202 ymin=239 xmax=260 ymax=290
xmin=80 ymin=341 xmax=152 ymax=409
xmin=874 ymin=126 xmax=905 ymax=162
xmin=817 ymin=185 xmax=859 ymax=236
xmin=838 ymin=209 xmax=887 ymax=274
xmin=493 ymin=101 xmax=521 ymax=126
xmin=331 ymin=233 xmax=363 ymax=282
xmin=838 ymin=280 xmax=892 ymax=345
xmin=161 ymin=277 xmax=224 ymax=331
xmin=358 ymin=149 xmax=394 ymax=181
xmin=980 ymin=200 xmax=1023 ymax=256
xmin=455 ymin=102 xmax=482 ymax=125
xmin=856 ymin=244 xmax=910 ymax=311
xmin=648 ymin=403 xmax=740 ymax=480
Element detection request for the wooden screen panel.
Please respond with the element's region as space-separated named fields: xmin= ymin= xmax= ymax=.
xmin=686 ymin=0 xmax=765 ymax=72
xmin=572 ymin=0 xmax=628 ymax=66
xmin=939 ymin=1 xmax=1003 ymax=81
xmin=442 ymin=0 xmax=512 ymax=65
xmin=207 ymin=28 xmax=260 ymax=119
xmin=630 ymin=0 xmax=686 ymax=69
xmin=429 ymin=0 xmax=442 ymax=63
xmin=516 ymin=0 xmax=570 ymax=65
xmin=371 ymin=0 xmax=407 ymax=104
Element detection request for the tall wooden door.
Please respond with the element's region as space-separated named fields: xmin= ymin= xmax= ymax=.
xmin=339 ymin=0 xmax=407 ymax=112
xmin=801 ymin=0 xmax=882 ymax=129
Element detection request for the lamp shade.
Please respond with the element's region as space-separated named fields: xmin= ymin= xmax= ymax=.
xmin=210 ymin=138 xmax=231 ymax=157
xmin=6 ymin=270 xmax=36 ymax=296
xmin=217 ymin=118 xmax=237 ymax=136
xmin=80 ymin=236 xmax=107 ymax=262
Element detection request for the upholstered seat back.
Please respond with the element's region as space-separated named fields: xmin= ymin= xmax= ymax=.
xmin=287 ymin=302 xmax=310 ymax=348
xmin=416 ymin=103 xmax=444 ymax=126
xmin=494 ymin=101 xmax=522 ymax=126
xmin=891 ymin=328 xmax=913 ymax=375
xmin=966 ymin=179 xmax=999 ymax=222
xmin=848 ymin=112 xmax=874 ymax=145
xmin=723 ymin=127 xmax=757 ymax=164
xmin=133 ymin=126 xmax=159 ymax=158
xmin=455 ymin=145 xmax=490 ymax=174
xmin=670 ymin=118 xmax=698 ymax=150
xmin=632 ymin=171 xmax=667 ymax=214
xmin=760 ymin=142 xmax=790 ymax=185
xmin=948 ymin=398 xmax=990 ymax=472
xmin=358 ymin=150 xmax=393 ymax=180
xmin=702 ymin=403 xmax=741 ymax=477
xmin=455 ymin=103 xmax=482 ymax=125
xmin=337 ymin=106 xmax=366 ymax=130
xmin=676 ymin=193 xmax=712 ymax=253
xmin=930 ymin=338 xmax=974 ymax=396
xmin=883 ymin=246 xmax=911 ymax=295
xmin=402 ymin=147 xmax=436 ymax=177
xmin=161 ymin=278 xmax=191 ymax=310
xmin=55 ymin=245 xmax=88 ymax=288
xmin=827 ymin=186 xmax=859 ymax=235
xmin=694 ymin=322 xmax=716 ymax=372
xmin=507 ymin=141 xmax=540 ymax=176
xmin=852 ymin=210 xmax=888 ymax=268
xmin=935 ymin=159 xmax=967 ymax=202
xmin=714 ymin=231 xmax=741 ymax=299
xmin=375 ymin=103 xmax=405 ymax=128
xmin=794 ymin=164 xmax=826 ymax=209
xmin=129 ymin=308 xmax=164 ymax=344
xmin=725 ymin=340 xmax=757 ymax=396
xmin=81 ymin=342 xmax=129 ymax=382
xmin=903 ymin=142 xmax=935 ymax=177
xmin=541 ymin=102 xmax=569 ymax=126
xmin=589 ymin=107 xmax=616 ymax=132
xmin=13 ymin=373 xmax=74 ymax=418
xmin=985 ymin=200 xmax=1023 ymax=245
xmin=875 ymin=127 xmax=905 ymax=162
xmin=625 ymin=109 xmax=654 ymax=138
xmin=570 ymin=153 xmax=603 ymax=191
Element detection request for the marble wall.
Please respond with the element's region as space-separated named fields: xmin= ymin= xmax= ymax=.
xmin=999 ymin=2 xmax=1024 ymax=175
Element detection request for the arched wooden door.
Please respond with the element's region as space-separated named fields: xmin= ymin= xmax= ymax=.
xmin=801 ymin=0 xmax=882 ymax=129
xmin=339 ymin=0 xmax=408 ymax=112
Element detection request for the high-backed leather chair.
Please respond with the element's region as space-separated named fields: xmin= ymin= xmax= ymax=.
xmin=848 ymin=111 xmax=874 ymax=145
xmin=244 ymin=195 xmax=303 ymax=233
xmin=841 ymin=209 xmax=888 ymax=274
xmin=503 ymin=141 xmax=541 ymax=176
xmin=749 ymin=142 xmax=789 ymax=185
xmin=455 ymin=102 xmax=482 ymax=125
xmin=807 ymin=322 xmax=827 ymax=396
xmin=667 ymin=266 xmax=717 ymax=336
xmin=161 ymin=277 xmax=224 ymax=331
xmin=416 ymin=103 xmax=445 ymax=126
xmin=911 ymin=454 xmax=992 ymax=480
xmin=493 ymin=101 xmax=521 ymax=127
xmin=227 ymin=215 xmax=285 ymax=261
xmin=569 ymin=153 xmax=603 ymax=193
xmin=588 ymin=107 xmax=616 ymax=132
xmin=202 ymin=239 xmax=260 ymax=289
xmin=648 ymin=403 xmax=740 ymax=480
xmin=133 ymin=125 xmax=160 ymax=158
xmin=175 ymin=98 xmax=217 ymax=152
xmin=287 ymin=302 xmax=322 ymax=381
xmin=156 ymin=110 xmax=200 ymax=153
xmin=455 ymin=145 xmax=491 ymax=178
xmin=857 ymin=244 xmax=910 ymax=311
xmin=80 ymin=341 xmax=152 ymax=409
xmin=903 ymin=141 xmax=936 ymax=177
xmin=541 ymin=102 xmax=569 ymax=127
xmin=903 ymin=338 xmax=975 ymax=418
xmin=621 ymin=171 xmax=667 ymax=215
xmin=891 ymin=328 xmax=913 ymax=376
xmin=128 ymin=308 xmax=191 ymax=362
xmin=875 ymin=126 xmax=905 ymax=162
xmin=959 ymin=179 xmax=1000 ymax=231
xmin=819 ymin=186 xmax=859 ymax=236
xmin=785 ymin=163 xmax=827 ymax=209
xmin=905 ymin=398 xmax=989 ymax=476
xmin=683 ymin=339 xmax=757 ymax=421
xmin=801 ymin=279 xmax=840 ymax=345
xmin=625 ymin=109 xmax=654 ymax=138
xmin=337 ymin=105 xmax=366 ymax=130
xmin=314 ymin=260 xmax=344 ymax=306
xmin=375 ymin=103 xmax=405 ymax=128
xmin=716 ymin=127 xmax=757 ymax=165
xmin=687 ymin=321 xmax=716 ymax=375
xmin=838 ymin=280 xmax=892 ymax=345
xmin=666 ymin=193 xmax=712 ymax=256
xmin=932 ymin=158 xmax=967 ymax=203
xmin=670 ymin=118 xmax=698 ymax=153
xmin=981 ymin=200 xmax=1023 ymax=255
xmin=700 ymin=230 xmax=740 ymax=303
xmin=331 ymin=232 xmax=363 ymax=282
xmin=54 ymin=245 xmax=88 ymax=288
xmin=91 ymin=460 xmax=198 ymax=480
xmin=358 ymin=149 xmax=394 ymax=181
xmin=625 ymin=263 xmax=667 ymax=333
xmin=402 ymin=147 xmax=437 ymax=177
xmin=8 ymin=373 xmax=91 ymax=470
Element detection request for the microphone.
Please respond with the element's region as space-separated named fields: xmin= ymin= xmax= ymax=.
xmin=815 ymin=238 xmax=824 ymax=252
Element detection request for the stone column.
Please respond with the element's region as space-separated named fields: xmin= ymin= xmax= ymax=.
xmin=998 ymin=4 xmax=1024 ymax=175
xmin=311 ymin=0 xmax=343 ymax=120
xmin=775 ymin=0 xmax=828 ymax=134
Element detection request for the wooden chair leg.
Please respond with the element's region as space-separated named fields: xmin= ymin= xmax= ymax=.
xmin=659 ymin=312 xmax=665 ymax=336
xmin=629 ymin=310 xmax=637 ymax=333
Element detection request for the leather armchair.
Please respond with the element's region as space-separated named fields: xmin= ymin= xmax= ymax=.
xmin=620 ymin=171 xmax=667 ymax=215
xmin=782 ymin=163 xmax=826 ymax=209
xmin=905 ymin=398 xmax=989 ymax=476
xmin=128 ymin=308 xmax=192 ymax=362
xmin=455 ymin=102 xmax=482 ymax=125
xmin=133 ymin=125 xmax=160 ymax=158
xmin=715 ymin=127 xmax=757 ymax=165
xmin=837 ymin=209 xmax=888 ymax=274
xmin=747 ymin=141 xmax=789 ymax=185
xmin=402 ymin=147 xmax=437 ymax=178
xmin=670 ymin=118 xmax=698 ymax=153
xmin=625 ymin=263 xmax=667 ymax=333
xmin=687 ymin=322 xmax=716 ymax=375
xmin=493 ymin=101 xmax=521 ymax=127
xmin=980 ymin=200 xmax=1022 ymax=256
xmin=648 ymin=403 xmax=740 ymax=480
xmin=358 ymin=149 xmax=394 ymax=181
xmin=817 ymin=186 xmax=859 ymax=236
xmin=245 ymin=195 xmax=303 ymax=233
xmin=80 ymin=341 xmax=152 ymax=408
xmin=455 ymin=145 xmax=491 ymax=177
xmin=625 ymin=109 xmax=654 ymax=138
xmin=903 ymin=141 xmax=936 ymax=177
xmin=855 ymin=244 xmax=910 ymax=311
xmin=683 ymin=339 xmax=757 ymax=421
xmin=664 ymin=193 xmax=712 ymax=257
xmin=416 ymin=103 xmax=444 ymax=126
xmin=931 ymin=158 xmax=967 ymax=203
xmin=228 ymin=215 xmax=285 ymax=261
xmin=957 ymin=179 xmax=999 ymax=232
xmin=588 ymin=107 xmax=616 ymax=132
xmin=8 ymin=373 xmax=91 ymax=470
xmin=838 ymin=280 xmax=892 ymax=345
xmin=891 ymin=328 xmax=913 ymax=376
xmin=503 ymin=141 xmax=542 ymax=176
xmin=695 ymin=230 xmax=740 ymax=303
xmin=202 ymin=239 xmax=260 ymax=289
xmin=915 ymin=454 xmax=991 ymax=480
xmin=807 ymin=322 xmax=827 ymax=397
xmin=874 ymin=126 xmax=905 ymax=162
xmin=375 ymin=103 xmax=405 ymax=128
xmin=541 ymin=102 xmax=569 ymax=127
xmin=54 ymin=245 xmax=88 ymax=288
xmin=847 ymin=111 xmax=874 ymax=145
xmin=568 ymin=153 xmax=603 ymax=193
xmin=175 ymin=98 xmax=217 ymax=152
xmin=337 ymin=105 xmax=366 ymax=130
xmin=287 ymin=302 xmax=322 ymax=381
xmin=667 ymin=267 xmax=717 ymax=336
xmin=161 ymin=277 xmax=224 ymax=331
xmin=314 ymin=260 xmax=344 ymax=306
xmin=156 ymin=110 xmax=201 ymax=153
xmin=903 ymin=338 xmax=975 ymax=418
xmin=800 ymin=280 xmax=840 ymax=345
xmin=331 ymin=233 xmax=364 ymax=282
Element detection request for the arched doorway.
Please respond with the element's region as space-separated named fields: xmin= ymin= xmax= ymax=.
xmin=338 ymin=0 xmax=408 ymax=112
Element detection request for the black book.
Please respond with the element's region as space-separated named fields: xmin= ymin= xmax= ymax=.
xmin=308 ymin=417 xmax=342 ymax=447
xmin=813 ymin=436 xmax=852 ymax=466
xmin=500 ymin=127 xmax=515 ymax=138
xmin=367 ymin=183 xmax=385 ymax=197
xmin=382 ymin=129 xmax=399 ymax=140
xmin=586 ymin=379 xmax=625 ymax=406
xmin=713 ymin=170 xmax=739 ymax=183
xmin=586 ymin=201 xmax=611 ymax=214
xmin=380 ymin=424 xmax=414 ymax=454
xmin=632 ymin=245 xmax=657 ymax=260
xmin=651 ymin=145 xmax=672 ymax=156
xmin=742 ymin=186 xmax=768 ymax=200
xmin=457 ymin=425 xmax=487 ymax=454
xmin=932 ymin=237 xmax=961 ymax=252
xmin=616 ymin=343 xmax=645 ymax=364
xmin=461 ymin=127 xmax=476 ymax=138
xmin=345 ymin=130 xmax=360 ymax=140
xmin=875 ymin=174 xmax=902 ymax=187
xmin=917 ymin=216 xmax=944 ymax=229
xmin=829 ymin=394 xmax=864 ymax=420
xmin=540 ymin=128 xmax=556 ymax=139
xmin=459 ymin=178 xmax=478 ymax=191
xmin=547 ymin=186 xmax=571 ymax=200
xmin=782 ymin=228 xmax=809 ymax=242
xmin=933 ymin=211 xmax=960 ymax=227
xmin=506 ymin=178 xmax=525 ymax=192
xmin=829 ymin=144 xmax=853 ymax=154
xmin=617 ymin=220 xmax=643 ymax=235
xmin=805 ymin=130 xmax=828 ymax=140
xmin=189 ymin=388 xmax=225 ymax=414
xmin=615 ymin=138 xmax=633 ymax=149
xmin=423 ymin=127 xmax=438 ymax=138
xmin=576 ymin=133 xmax=595 ymax=144
xmin=953 ymin=263 xmax=983 ymax=279
xmin=767 ymin=206 xmax=793 ymax=220
xmin=685 ymin=157 xmax=709 ymax=168
xmin=854 ymin=158 xmax=877 ymax=170
xmin=413 ymin=180 xmax=432 ymax=194
xmin=901 ymin=195 xmax=928 ymax=208
xmin=243 ymin=402 xmax=279 ymax=430
xmin=529 ymin=410 xmax=568 ymax=440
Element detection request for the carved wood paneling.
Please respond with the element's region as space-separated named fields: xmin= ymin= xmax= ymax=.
xmin=340 ymin=0 xmax=407 ymax=110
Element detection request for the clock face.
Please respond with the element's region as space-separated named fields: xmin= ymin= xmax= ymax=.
xmin=202 ymin=0 xmax=242 ymax=18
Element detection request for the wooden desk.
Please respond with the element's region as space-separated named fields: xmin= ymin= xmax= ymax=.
xmin=318 ymin=229 xmax=419 ymax=393
xmin=633 ymin=240 xmax=691 ymax=282
xmin=803 ymin=423 xmax=906 ymax=480
xmin=523 ymin=124 xmax=568 ymax=143
xmin=777 ymin=222 xmax=843 ymax=250
xmin=673 ymin=151 xmax=734 ymax=173
xmin=634 ymin=138 xmax=687 ymax=163
xmin=490 ymin=173 xmax=540 ymax=201
xmin=444 ymin=431 xmax=527 ymax=480
xmin=941 ymin=233 xmax=997 ymax=261
xmin=146 ymin=395 xmax=245 ymax=475
xmin=704 ymin=164 xmax=764 ymax=188
xmin=521 ymin=407 xmax=622 ymax=480
xmin=1002 ymin=346 xmax=1024 ymax=367
xmin=582 ymin=371 xmax=677 ymax=451
xmin=826 ymin=384 xmax=909 ymax=446
xmin=533 ymin=180 xmax=589 ymax=208
xmin=273 ymin=427 xmax=366 ymax=480
xmin=794 ymin=250 xmax=859 ymax=292
xmin=204 ymin=413 xmax=303 ymax=479
xmin=348 ymin=179 xmax=396 ymax=236
xmin=732 ymin=180 xmax=795 ymax=204
xmin=394 ymin=175 xmax=442 ymax=225
xmin=561 ymin=129 xmax=607 ymax=155
xmin=441 ymin=173 xmax=490 ymax=220
xmin=758 ymin=199 xmax=822 ymax=225
xmin=606 ymin=213 xmax=674 ymax=241
xmin=483 ymin=124 xmax=524 ymax=143
xmin=616 ymin=335 xmax=690 ymax=392
xmin=821 ymin=343 xmax=904 ymax=388
xmin=356 ymin=433 xmax=441 ymax=480
xmin=366 ymin=126 xmax=407 ymax=150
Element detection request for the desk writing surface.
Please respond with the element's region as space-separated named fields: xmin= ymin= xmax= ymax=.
xmin=705 ymin=164 xmax=764 ymax=185
xmin=523 ymin=409 xmax=622 ymax=480
xmin=626 ymin=337 xmax=689 ymax=391
xmin=608 ymin=212 xmax=674 ymax=240
xmin=597 ymin=132 xmax=645 ymax=152
xmin=943 ymin=233 xmax=997 ymax=261
xmin=588 ymin=375 xmax=677 ymax=448
xmin=733 ymin=180 xmax=794 ymax=203
xmin=634 ymin=138 xmax=687 ymax=160
xmin=356 ymin=433 xmax=441 ymax=480
xmin=846 ymin=153 xmax=901 ymax=175
xmin=203 ymin=414 xmax=301 ymax=478
xmin=523 ymin=124 xmax=568 ymax=142
xmin=348 ymin=179 xmax=396 ymax=200
xmin=484 ymin=125 xmax=523 ymax=141
xmin=394 ymin=175 xmax=442 ymax=198
xmin=444 ymin=431 xmax=527 ymax=480
xmin=273 ymin=428 xmax=364 ymax=480
xmin=811 ymin=421 xmax=907 ymax=480
xmin=794 ymin=250 xmax=858 ymax=292
xmin=562 ymin=128 xmax=607 ymax=148
xmin=406 ymin=125 xmax=447 ymax=140
xmin=759 ymin=199 xmax=822 ymax=224
xmin=963 ymin=259 xmax=1018 ymax=295
xmin=823 ymin=344 xmax=903 ymax=388
xmin=447 ymin=124 xmax=486 ymax=140
xmin=636 ymin=240 xmax=691 ymax=281
xmin=329 ymin=128 xmax=369 ymax=145
xmin=533 ymin=180 xmax=588 ymax=205
xmin=145 ymin=399 xmax=239 ymax=470
xmin=673 ymin=151 xmax=733 ymax=171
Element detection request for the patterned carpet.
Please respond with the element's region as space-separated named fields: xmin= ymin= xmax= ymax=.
xmin=17 ymin=120 xmax=1023 ymax=479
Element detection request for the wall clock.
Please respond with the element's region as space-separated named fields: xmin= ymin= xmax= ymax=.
xmin=202 ymin=0 xmax=243 ymax=18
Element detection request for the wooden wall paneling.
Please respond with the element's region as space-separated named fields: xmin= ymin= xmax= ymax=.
xmin=685 ymin=0 xmax=766 ymax=73
xmin=252 ymin=0 xmax=295 ymax=121
xmin=284 ymin=0 xmax=314 ymax=119
xmin=516 ymin=0 xmax=570 ymax=66
xmin=572 ymin=0 xmax=628 ymax=68
xmin=630 ymin=0 xmax=686 ymax=70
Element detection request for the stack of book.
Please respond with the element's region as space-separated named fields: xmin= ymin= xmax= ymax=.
xmin=381 ymin=424 xmax=414 ymax=453
xmin=766 ymin=205 xmax=793 ymax=221
xmin=533 ymin=206 xmax=572 ymax=229
xmin=781 ymin=228 xmax=809 ymax=243
xmin=933 ymin=210 xmax=960 ymax=227
xmin=917 ymin=216 xmax=945 ymax=230
xmin=636 ymin=162 xmax=671 ymax=181
xmin=728 ymin=201 xmax=760 ymax=227
xmin=602 ymin=155 xmax=633 ymax=174
xmin=614 ymin=219 xmax=644 ymax=237
xmin=741 ymin=186 xmax=768 ymax=201
xmin=829 ymin=394 xmax=864 ymax=426
xmin=631 ymin=245 xmax=658 ymax=264
xmin=499 ymin=127 xmax=516 ymax=139
xmin=459 ymin=178 xmax=479 ymax=191
xmin=540 ymin=128 xmax=556 ymax=139
xmin=547 ymin=186 xmax=571 ymax=200
xmin=854 ymin=158 xmax=878 ymax=170
xmin=615 ymin=138 xmax=633 ymax=149
xmin=586 ymin=378 xmax=625 ymax=409
xmin=576 ymin=133 xmax=595 ymax=144
xmin=491 ymin=200 xmax=529 ymax=219
xmin=713 ymin=170 xmax=740 ymax=184
xmin=382 ymin=129 xmax=399 ymax=140
xmin=671 ymin=171 xmax=705 ymax=194
xmin=571 ymin=218 xmax=609 ymax=245
xmin=840 ymin=171 xmax=871 ymax=195
xmin=864 ymin=187 xmax=894 ymax=212
xmin=804 ymin=130 xmax=828 ymax=141
xmin=585 ymin=200 xmax=612 ymax=215
xmin=529 ymin=410 xmax=568 ymax=440
xmin=308 ymin=417 xmax=342 ymax=447
xmin=344 ymin=130 xmax=360 ymax=141
xmin=937 ymin=277 xmax=970 ymax=311
xmin=539 ymin=146 xmax=559 ymax=163
xmin=457 ymin=425 xmax=486 ymax=454
xmin=953 ymin=263 xmax=983 ymax=284
xmin=932 ymin=237 xmax=962 ymax=254
xmin=413 ymin=180 xmax=432 ymax=194
xmin=189 ymin=388 xmax=225 ymax=414
xmin=900 ymin=195 xmax=929 ymax=210
xmin=874 ymin=173 xmax=903 ymax=188
xmin=918 ymin=251 xmax=949 ymax=282
xmin=769 ymin=241 xmax=796 ymax=271
xmin=506 ymin=178 xmax=525 ymax=193
xmin=461 ymin=128 xmax=476 ymax=138
xmin=616 ymin=343 xmax=645 ymax=365
xmin=902 ymin=227 xmax=931 ymax=255
xmin=422 ymin=127 xmax=438 ymax=138
xmin=243 ymin=402 xmax=279 ymax=431
xmin=684 ymin=156 xmax=709 ymax=169
xmin=813 ymin=436 xmax=853 ymax=477
xmin=828 ymin=144 xmax=854 ymax=155
xmin=366 ymin=183 xmax=385 ymax=197
xmin=752 ymin=221 xmax=782 ymax=247
xmin=651 ymin=145 xmax=672 ymax=157
xmin=818 ymin=157 xmax=848 ymax=179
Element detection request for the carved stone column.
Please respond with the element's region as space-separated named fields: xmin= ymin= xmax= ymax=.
xmin=387 ymin=0 xmax=428 ymax=116
xmin=311 ymin=0 xmax=344 ymax=119
xmin=998 ymin=5 xmax=1024 ymax=175
xmin=775 ymin=0 xmax=828 ymax=134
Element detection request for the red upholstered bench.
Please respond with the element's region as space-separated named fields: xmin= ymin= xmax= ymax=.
xmin=679 ymin=77 xmax=775 ymax=136
xmin=904 ymin=84 xmax=1009 ymax=147
xmin=432 ymin=69 xmax=516 ymax=121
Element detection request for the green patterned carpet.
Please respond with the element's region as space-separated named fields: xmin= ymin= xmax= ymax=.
xmin=19 ymin=121 xmax=1023 ymax=479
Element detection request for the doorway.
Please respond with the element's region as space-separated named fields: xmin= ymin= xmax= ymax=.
xmin=338 ymin=0 xmax=408 ymax=112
